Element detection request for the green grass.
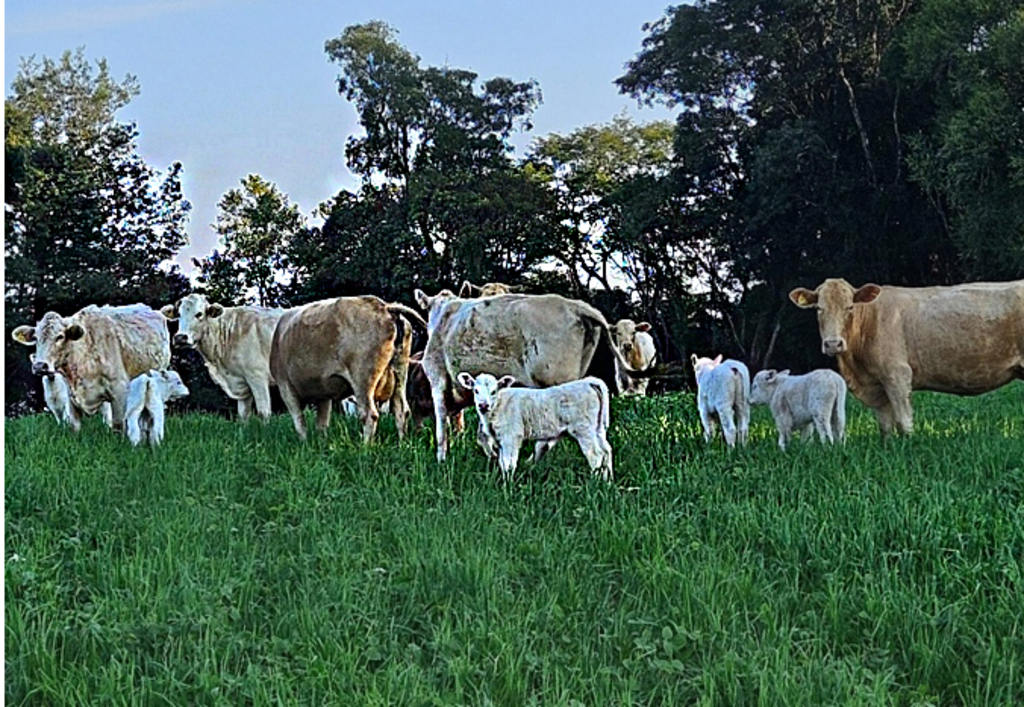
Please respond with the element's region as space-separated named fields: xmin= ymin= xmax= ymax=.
xmin=5 ymin=386 xmax=1023 ymax=705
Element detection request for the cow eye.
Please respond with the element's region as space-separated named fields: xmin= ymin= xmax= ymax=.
xmin=195 ymin=312 xmax=203 ymax=319
xmin=55 ymin=333 xmax=64 ymax=341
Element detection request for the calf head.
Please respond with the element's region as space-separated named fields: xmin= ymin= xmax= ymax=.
xmin=790 ymin=279 xmax=881 ymax=356
xmin=456 ymin=372 xmax=515 ymax=415
xmin=162 ymin=294 xmax=225 ymax=348
xmin=12 ymin=312 xmax=84 ymax=377
xmin=750 ymin=369 xmax=790 ymax=405
xmin=156 ymin=370 xmax=190 ymax=402
xmin=690 ymin=354 xmax=723 ymax=384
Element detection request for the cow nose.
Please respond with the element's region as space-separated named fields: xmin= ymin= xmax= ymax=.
xmin=822 ymin=338 xmax=846 ymax=355
xmin=173 ymin=333 xmax=190 ymax=347
xmin=31 ymin=361 xmax=51 ymax=377
xmin=479 ymin=402 xmax=490 ymax=414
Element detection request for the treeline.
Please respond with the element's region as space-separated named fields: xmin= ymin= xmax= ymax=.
xmin=7 ymin=2 xmax=1024 ymax=415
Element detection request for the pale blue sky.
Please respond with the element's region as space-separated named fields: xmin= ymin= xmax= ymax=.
xmin=5 ymin=0 xmax=677 ymax=274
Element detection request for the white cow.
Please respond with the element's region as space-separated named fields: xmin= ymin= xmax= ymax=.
xmin=457 ymin=372 xmax=613 ymax=482
xmin=29 ymin=352 xmax=113 ymax=430
xmin=125 ymin=369 xmax=190 ymax=446
xmin=612 ymin=319 xmax=658 ymax=395
xmin=750 ymin=369 xmax=848 ymax=450
xmin=160 ymin=294 xmax=284 ymax=421
xmin=692 ymin=354 xmax=751 ymax=448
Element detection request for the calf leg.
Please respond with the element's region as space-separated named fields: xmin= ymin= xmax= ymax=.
xmin=698 ymin=406 xmax=717 ymax=444
xmin=718 ymin=407 xmax=738 ymax=448
xmin=735 ymin=399 xmax=750 ymax=446
xmin=832 ymin=398 xmax=847 ymax=443
xmin=497 ymin=438 xmax=521 ymax=483
xmin=149 ymin=401 xmax=166 ymax=446
xmin=125 ymin=406 xmax=144 ymax=446
xmin=533 ymin=439 xmax=558 ymax=464
xmin=812 ymin=412 xmax=834 ymax=444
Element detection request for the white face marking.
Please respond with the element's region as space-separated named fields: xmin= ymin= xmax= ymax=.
xmin=174 ymin=294 xmax=210 ymax=347
xmin=471 ymin=373 xmax=501 ymax=414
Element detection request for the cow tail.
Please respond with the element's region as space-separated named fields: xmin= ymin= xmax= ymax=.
xmin=386 ymin=303 xmax=428 ymax=331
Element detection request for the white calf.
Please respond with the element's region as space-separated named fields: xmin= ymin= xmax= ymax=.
xmin=125 ymin=370 xmax=190 ymax=446
xmin=692 ymin=354 xmax=751 ymax=448
xmin=750 ymin=369 xmax=847 ymax=449
xmin=30 ymin=353 xmax=113 ymax=430
xmin=457 ymin=372 xmax=614 ymax=482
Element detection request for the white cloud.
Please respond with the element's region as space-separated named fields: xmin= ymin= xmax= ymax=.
xmin=8 ymin=0 xmax=224 ymax=35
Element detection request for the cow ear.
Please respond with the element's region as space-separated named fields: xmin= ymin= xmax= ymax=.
xmin=713 ymin=354 xmax=723 ymax=365
xmin=456 ymin=372 xmax=475 ymax=389
xmin=65 ymin=324 xmax=85 ymax=341
xmin=854 ymin=284 xmax=881 ymax=304
xmin=458 ymin=281 xmax=474 ymax=298
xmin=207 ymin=304 xmax=224 ymax=318
xmin=690 ymin=354 xmax=699 ymax=368
xmin=414 ymin=289 xmax=430 ymax=310
xmin=12 ymin=325 xmax=37 ymax=345
xmin=790 ymin=288 xmax=818 ymax=308
xmin=636 ymin=322 xmax=651 ymax=332
xmin=159 ymin=304 xmax=178 ymax=320
xmin=497 ymin=375 xmax=516 ymax=389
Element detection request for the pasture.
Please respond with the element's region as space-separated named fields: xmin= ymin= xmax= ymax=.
xmin=5 ymin=386 xmax=1023 ymax=705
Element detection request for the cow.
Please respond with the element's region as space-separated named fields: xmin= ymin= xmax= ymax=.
xmin=458 ymin=281 xmax=515 ymax=298
xmin=692 ymin=354 xmax=751 ymax=448
xmin=28 ymin=352 xmax=114 ymax=430
xmin=750 ymin=369 xmax=847 ymax=450
xmin=11 ymin=305 xmax=170 ymax=430
xmin=413 ymin=289 xmax=644 ymax=462
xmin=125 ymin=369 xmax=190 ymax=446
xmin=458 ymin=372 xmax=613 ymax=482
xmin=790 ymin=278 xmax=1024 ymax=435
xmin=160 ymin=294 xmax=285 ymax=421
xmin=269 ymin=296 xmax=423 ymax=442
xmin=611 ymin=319 xmax=657 ymax=395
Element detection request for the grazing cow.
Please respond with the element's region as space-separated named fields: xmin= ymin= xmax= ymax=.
xmin=12 ymin=305 xmax=170 ymax=430
xmin=414 ymin=289 xmax=644 ymax=462
xmin=612 ymin=319 xmax=658 ymax=395
xmin=160 ymin=294 xmax=284 ymax=421
xmin=125 ymin=369 xmax=190 ymax=446
xmin=692 ymin=354 xmax=751 ymax=448
xmin=790 ymin=279 xmax=1024 ymax=435
xmin=28 ymin=352 xmax=114 ymax=430
xmin=458 ymin=281 xmax=515 ymax=298
xmin=750 ymin=369 xmax=847 ymax=449
xmin=270 ymin=296 xmax=423 ymax=442
xmin=458 ymin=372 xmax=613 ymax=482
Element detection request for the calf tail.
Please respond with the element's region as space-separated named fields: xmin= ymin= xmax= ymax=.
xmin=834 ymin=380 xmax=848 ymax=441
xmin=590 ymin=379 xmax=611 ymax=434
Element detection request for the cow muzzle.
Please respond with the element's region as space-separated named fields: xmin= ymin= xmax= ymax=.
xmin=822 ymin=338 xmax=847 ymax=356
xmin=31 ymin=361 xmax=55 ymax=378
xmin=478 ymin=402 xmax=491 ymax=414
xmin=172 ymin=333 xmax=193 ymax=348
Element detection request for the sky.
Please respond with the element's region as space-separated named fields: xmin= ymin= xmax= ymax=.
xmin=5 ymin=0 xmax=678 ymax=276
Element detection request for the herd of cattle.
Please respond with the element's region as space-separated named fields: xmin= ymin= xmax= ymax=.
xmin=11 ymin=277 xmax=1024 ymax=479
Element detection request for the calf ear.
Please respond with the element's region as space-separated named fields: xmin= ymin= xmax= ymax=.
xmin=207 ymin=304 xmax=225 ymax=318
xmin=789 ymin=288 xmax=818 ymax=308
xmin=65 ymin=324 xmax=85 ymax=341
xmin=763 ymin=369 xmax=777 ymax=381
xmin=414 ymin=289 xmax=430 ymax=310
xmin=636 ymin=322 xmax=651 ymax=332
xmin=11 ymin=325 xmax=37 ymax=345
xmin=159 ymin=304 xmax=178 ymax=320
xmin=456 ymin=372 xmax=475 ymax=389
xmin=497 ymin=375 xmax=516 ymax=389
xmin=779 ymin=369 xmax=791 ymax=377
xmin=690 ymin=354 xmax=699 ymax=368
xmin=854 ymin=284 xmax=882 ymax=304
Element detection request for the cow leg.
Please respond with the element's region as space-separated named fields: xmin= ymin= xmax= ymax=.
xmin=431 ymin=387 xmax=451 ymax=462
xmin=108 ymin=384 xmax=128 ymax=434
xmin=874 ymin=401 xmax=896 ymax=438
xmin=533 ymin=439 xmax=558 ymax=464
xmin=237 ymin=396 xmax=254 ymax=421
xmin=315 ymin=399 xmax=333 ymax=434
xmin=451 ymin=409 xmax=465 ymax=434
xmin=67 ymin=403 xmax=83 ymax=433
xmin=250 ymin=380 xmax=273 ymax=421
xmin=355 ymin=393 xmax=379 ymax=444
xmin=279 ymin=382 xmax=307 ymax=441
xmin=390 ymin=388 xmax=409 ymax=441
xmin=100 ymin=402 xmax=114 ymax=429
xmin=880 ymin=368 xmax=914 ymax=435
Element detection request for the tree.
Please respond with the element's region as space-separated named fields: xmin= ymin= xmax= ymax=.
xmin=198 ymin=174 xmax=304 ymax=307
xmin=5 ymin=48 xmax=191 ymax=413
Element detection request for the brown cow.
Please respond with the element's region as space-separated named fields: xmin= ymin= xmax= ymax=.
xmin=413 ymin=289 xmax=644 ymax=462
xmin=790 ymin=278 xmax=1024 ymax=435
xmin=407 ymin=352 xmax=465 ymax=434
xmin=269 ymin=296 xmax=422 ymax=442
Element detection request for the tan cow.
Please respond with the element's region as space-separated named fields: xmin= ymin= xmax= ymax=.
xmin=269 ymin=296 xmax=422 ymax=442
xmin=611 ymin=319 xmax=657 ymax=395
xmin=458 ymin=281 xmax=515 ymax=298
xmin=11 ymin=304 xmax=171 ymax=430
xmin=160 ymin=294 xmax=285 ymax=421
xmin=790 ymin=278 xmax=1024 ymax=435
xmin=413 ymin=289 xmax=644 ymax=462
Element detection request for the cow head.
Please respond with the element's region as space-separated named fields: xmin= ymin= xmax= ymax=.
xmin=12 ymin=312 xmax=82 ymax=378
xmin=414 ymin=289 xmax=458 ymax=333
xmin=790 ymin=279 xmax=881 ymax=356
xmin=750 ymin=369 xmax=790 ymax=405
xmin=166 ymin=294 xmax=225 ymax=348
xmin=612 ymin=319 xmax=651 ymax=358
xmin=456 ymin=372 xmax=515 ymax=415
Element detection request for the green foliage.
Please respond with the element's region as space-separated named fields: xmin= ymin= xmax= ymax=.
xmin=5 ymin=48 xmax=191 ymax=414
xmin=6 ymin=387 xmax=1023 ymax=703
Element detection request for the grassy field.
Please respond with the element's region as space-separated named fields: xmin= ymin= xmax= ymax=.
xmin=5 ymin=386 xmax=1023 ymax=705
